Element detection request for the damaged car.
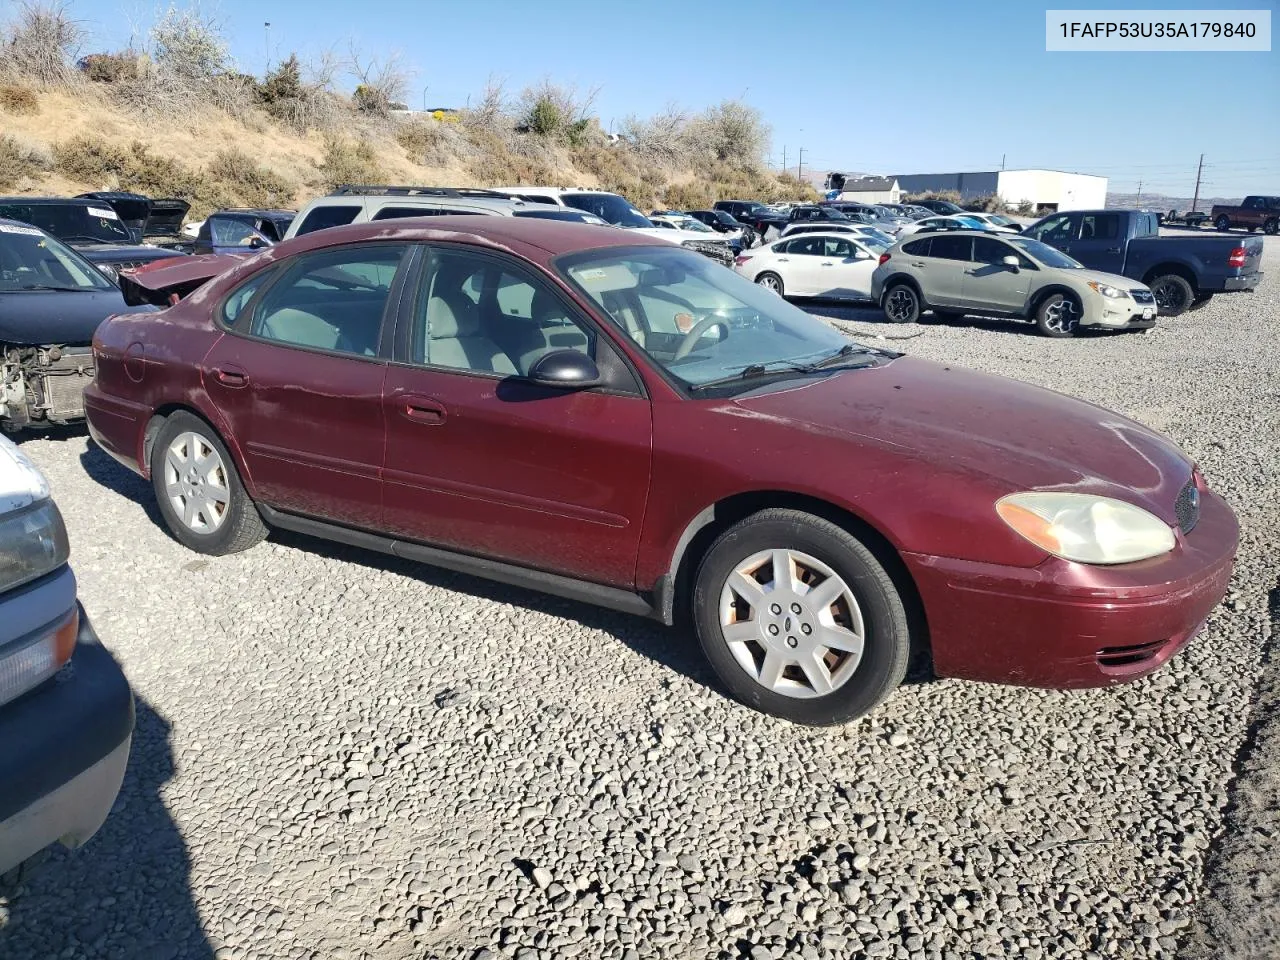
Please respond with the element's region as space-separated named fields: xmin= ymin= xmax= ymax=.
xmin=0 ymin=219 xmax=154 ymax=432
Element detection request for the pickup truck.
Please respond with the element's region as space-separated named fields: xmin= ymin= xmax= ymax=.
xmin=1209 ymin=195 xmax=1280 ymax=235
xmin=1022 ymin=208 xmax=1264 ymax=316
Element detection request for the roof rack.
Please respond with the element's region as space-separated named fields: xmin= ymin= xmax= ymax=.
xmin=329 ymin=184 xmax=517 ymax=199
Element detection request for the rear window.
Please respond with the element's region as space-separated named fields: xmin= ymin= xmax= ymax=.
xmin=294 ymin=204 xmax=361 ymax=236
xmin=901 ymin=238 xmax=930 ymax=255
xmin=0 ymin=201 xmax=132 ymax=244
xmin=372 ymin=206 xmax=447 ymax=220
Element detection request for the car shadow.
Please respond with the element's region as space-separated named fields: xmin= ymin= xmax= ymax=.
xmin=8 ymin=423 xmax=88 ymax=446
xmin=79 ymin=440 xmax=165 ymax=528
xmin=0 ymin=694 xmax=214 ymax=959
xmin=796 ymin=302 xmax=1134 ymax=340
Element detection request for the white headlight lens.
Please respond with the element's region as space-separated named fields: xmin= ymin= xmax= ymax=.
xmin=1087 ymin=280 xmax=1125 ymax=298
xmin=0 ymin=500 xmax=71 ymax=592
xmin=996 ymin=492 xmax=1176 ymax=565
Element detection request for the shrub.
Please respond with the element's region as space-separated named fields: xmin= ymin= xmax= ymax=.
xmin=206 ymin=149 xmax=296 ymax=208
xmin=0 ymin=133 xmax=52 ymax=189
xmin=0 ymin=0 xmax=83 ymax=87
xmin=347 ymin=48 xmax=408 ymax=118
xmin=318 ymin=137 xmax=385 ymax=190
xmin=150 ymin=5 xmax=229 ymax=83
xmin=0 ymin=84 xmax=39 ymax=114
xmin=396 ymin=119 xmax=470 ymax=167
xmin=686 ymin=100 xmax=769 ymax=167
xmin=78 ymin=51 xmax=143 ymax=83
xmin=255 ymin=53 xmax=338 ymax=131
xmin=661 ymin=181 xmax=714 ymax=211
xmin=52 ymin=135 xmax=231 ymax=217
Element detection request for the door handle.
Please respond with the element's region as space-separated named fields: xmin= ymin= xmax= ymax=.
xmin=776 ymin=257 xmax=790 ymax=262
xmin=910 ymin=261 xmax=926 ymax=267
xmin=402 ymin=398 xmax=447 ymax=425
xmin=213 ymin=367 xmax=248 ymax=388
xmin=1105 ymin=247 xmax=1121 ymax=253
xmin=820 ymin=261 xmax=835 ymax=266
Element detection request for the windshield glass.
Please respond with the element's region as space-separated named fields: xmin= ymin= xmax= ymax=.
xmin=559 ymin=245 xmax=855 ymax=389
xmin=513 ymin=208 xmax=607 ymax=224
xmin=677 ymin=218 xmax=714 ymax=233
xmin=0 ymin=202 xmax=132 ymax=244
xmin=561 ymin=193 xmax=651 ymax=228
xmin=955 ymin=216 xmax=986 ymax=228
xmin=0 ymin=222 xmax=115 ymax=291
xmin=990 ymin=214 xmax=1016 ymax=225
xmin=1008 ymin=236 xmax=1084 ymax=269
xmin=863 ymin=228 xmax=896 ymax=246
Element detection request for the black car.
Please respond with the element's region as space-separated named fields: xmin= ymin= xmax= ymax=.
xmin=0 ymin=197 xmax=189 ymax=282
xmin=0 ymin=218 xmax=154 ymax=430
xmin=189 ymin=208 xmax=295 ymax=255
xmin=77 ymin=191 xmax=190 ymax=244
xmin=910 ymin=199 xmax=967 ymax=215
xmin=687 ymin=209 xmax=757 ymax=246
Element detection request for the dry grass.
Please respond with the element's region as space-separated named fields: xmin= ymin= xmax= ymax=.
xmin=0 ymin=133 xmax=52 ymax=189
xmin=317 ymin=137 xmax=386 ymax=191
xmin=206 ymin=149 xmax=297 ymax=209
xmin=0 ymin=84 xmax=39 ymax=114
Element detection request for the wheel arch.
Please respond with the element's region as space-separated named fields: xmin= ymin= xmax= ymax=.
xmin=1029 ymin=283 xmax=1082 ymax=316
xmin=142 ymin=403 xmax=257 ymax=497
xmin=879 ymin=273 xmax=924 ymax=305
xmin=1142 ymin=261 xmax=1198 ymax=293
xmin=658 ymin=490 xmax=932 ymax=668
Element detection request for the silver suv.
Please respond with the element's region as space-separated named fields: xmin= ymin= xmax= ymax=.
xmin=285 ymin=185 xmax=527 ymax=239
xmin=870 ymin=231 xmax=1157 ymax=338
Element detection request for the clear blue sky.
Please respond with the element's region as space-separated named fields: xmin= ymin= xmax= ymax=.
xmin=58 ymin=0 xmax=1279 ymax=197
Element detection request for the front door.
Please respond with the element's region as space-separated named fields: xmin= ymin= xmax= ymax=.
xmin=775 ymin=236 xmax=829 ymax=296
xmin=813 ymin=236 xmax=877 ymax=299
xmin=200 ymin=242 xmax=411 ymax=529
xmin=380 ymin=246 xmax=653 ymax=588
xmin=961 ymin=236 xmax=1032 ymax=313
xmin=1063 ymin=212 xmax=1124 ymax=274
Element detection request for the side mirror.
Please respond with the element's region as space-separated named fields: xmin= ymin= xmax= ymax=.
xmin=527 ymin=349 xmax=601 ymax=389
xmin=249 ymin=236 xmax=270 ymax=249
xmin=1001 ymin=256 xmax=1020 ymax=271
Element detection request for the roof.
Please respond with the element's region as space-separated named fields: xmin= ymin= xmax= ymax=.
xmin=0 ymin=195 xmax=101 ymax=206
xmin=833 ymin=177 xmax=898 ymax=193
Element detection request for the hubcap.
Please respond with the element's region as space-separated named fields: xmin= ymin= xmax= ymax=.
xmin=886 ymin=289 xmax=915 ymax=321
xmin=718 ymin=549 xmax=865 ymax=700
xmin=1043 ymin=297 xmax=1079 ymax=333
xmin=759 ymin=275 xmax=780 ymax=293
xmin=1151 ymin=281 xmax=1186 ymax=311
xmin=164 ymin=431 xmax=230 ymax=533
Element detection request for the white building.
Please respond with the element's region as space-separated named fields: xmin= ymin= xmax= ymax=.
xmin=892 ymin=169 xmax=1108 ymax=212
xmin=824 ymin=175 xmax=902 ymax=204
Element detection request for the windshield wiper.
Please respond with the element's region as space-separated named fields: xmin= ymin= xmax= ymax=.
xmin=17 ymin=283 xmax=92 ymax=292
xmin=808 ymin=343 xmax=877 ymax=369
xmin=689 ymin=346 xmax=878 ymax=391
xmin=58 ymin=234 xmax=121 ymax=244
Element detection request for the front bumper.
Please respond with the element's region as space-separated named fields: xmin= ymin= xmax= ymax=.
xmin=903 ymin=489 xmax=1238 ymax=689
xmin=1082 ymin=298 xmax=1158 ymax=329
xmin=0 ymin=606 xmax=134 ymax=873
xmin=1223 ymin=272 xmax=1262 ymax=292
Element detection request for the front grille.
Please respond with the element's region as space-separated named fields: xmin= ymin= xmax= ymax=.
xmin=1174 ymin=478 xmax=1200 ymax=535
xmin=36 ymin=351 xmax=94 ymax=421
xmin=1097 ymin=637 xmax=1168 ymax=668
xmin=1131 ymin=289 xmax=1155 ymax=305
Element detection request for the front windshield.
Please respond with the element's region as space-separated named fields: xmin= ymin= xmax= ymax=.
xmin=863 ymin=228 xmax=896 ymax=246
xmin=0 ymin=222 xmax=115 ymax=291
xmin=990 ymin=214 xmax=1016 ymax=225
xmin=561 ymin=193 xmax=652 ymax=228
xmin=1008 ymin=237 xmax=1084 ymax=269
xmin=0 ymin=202 xmax=132 ymax=244
xmin=559 ymin=245 xmax=856 ymax=389
xmin=679 ymin=219 xmax=715 ymax=233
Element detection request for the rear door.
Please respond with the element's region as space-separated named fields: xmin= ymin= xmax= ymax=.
xmin=1064 ymin=212 xmax=1124 ymax=273
xmin=918 ymin=234 xmax=972 ymax=307
xmin=816 ymin=237 xmax=877 ymax=298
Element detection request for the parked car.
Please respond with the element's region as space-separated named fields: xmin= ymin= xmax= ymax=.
xmin=286 ymin=185 xmax=527 ymax=239
xmin=910 ymin=199 xmax=967 ymax=215
xmin=1022 ymin=209 xmax=1264 ymax=315
xmin=734 ymin=231 xmax=886 ymax=300
xmin=1 ymin=219 xmax=155 ymax=431
xmin=0 ymin=434 xmax=133 ymax=880
xmin=187 ymin=208 xmax=295 ymax=255
xmin=0 ymin=197 xmax=188 ymax=282
xmin=77 ymin=191 xmax=190 ymax=245
xmin=85 ymin=217 xmax=1237 ymax=725
xmin=779 ymin=222 xmax=897 ymax=247
xmin=686 ymin=209 xmax=756 ymax=247
xmin=872 ymin=231 xmax=1158 ymax=337
xmin=898 ymin=214 xmax=994 ymax=236
xmin=713 ymin=200 xmax=791 ymax=242
xmin=1209 ymin=195 xmax=1280 ymax=235
xmin=650 ymin=212 xmax=746 ymax=254
xmin=959 ymin=212 xmax=1022 ymax=233
xmin=511 ymin=208 xmax=609 ymax=225
xmin=827 ymin=204 xmax=913 ymax=234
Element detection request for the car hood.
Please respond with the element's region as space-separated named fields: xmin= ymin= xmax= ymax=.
xmin=733 ymin=355 xmax=1191 ymax=520
xmin=1076 ymin=268 xmax=1146 ymax=291
xmin=627 ymin=226 xmax=727 ymax=245
xmin=71 ymin=243 xmax=187 ymax=261
xmin=0 ymin=289 xmax=153 ymax=345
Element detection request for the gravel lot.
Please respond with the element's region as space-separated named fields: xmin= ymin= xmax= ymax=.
xmin=1 ymin=237 xmax=1276 ymax=960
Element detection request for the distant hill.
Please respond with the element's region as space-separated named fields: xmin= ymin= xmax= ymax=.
xmin=1107 ymin=191 xmax=1242 ymax=211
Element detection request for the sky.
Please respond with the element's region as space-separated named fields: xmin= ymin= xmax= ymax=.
xmin=49 ymin=0 xmax=1280 ymax=197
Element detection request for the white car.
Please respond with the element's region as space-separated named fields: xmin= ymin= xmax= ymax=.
xmin=489 ymin=188 xmax=717 ymax=247
xmin=650 ymin=211 xmax=747 ymax=247
xmin=780 ymin=221 xmax=897 ymax=246
xmin=733 ymin=231 xmax=885 ymax=300
xmin=897 ymin=214 xmax=994 ymax=237
xmin=954 ymin=212 xmax=1022 ymax=233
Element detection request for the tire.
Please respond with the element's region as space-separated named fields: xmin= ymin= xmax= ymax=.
xmin=1215 ymin=215 xmax=1231 ymax=232
xmin=691 ymin=509 xmax=911 ymax=725
xmin=1148 ymin=273 xmax=1194 ymax=317
xmin=882 ymin=283 xmax=921 ymax=323
xmin=1264 ymin=218 xmax=1279 ymax=236
xmin=755 ymin=272 xmax=784 ymax=296
xmin=1035 ymin=292 xmax=1082 ymax=337
xmin=150 ymin=411 xmax=267 ymax=555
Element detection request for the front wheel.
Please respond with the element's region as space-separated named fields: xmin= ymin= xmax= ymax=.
xmin=1215 ymin=215 xmax=1231 ymax=232
xmin=1149 ymin=274 xmax=1194 ymax=317
xmin=692 ymin=510 xmax=911 ymax=725
xmin=883 ymin=284 xmax=921 ymax=323
xmin=150 ymin=411 xmax=267 ymax=555
xmin=1035 ymin=293 xmax=1082 ymax=337
xmin=755 ymin=272 xmax=784 ymax=296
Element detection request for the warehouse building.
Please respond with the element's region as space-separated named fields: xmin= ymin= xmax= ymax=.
xmin=892 ymin=169 xmax=1107 ymax=212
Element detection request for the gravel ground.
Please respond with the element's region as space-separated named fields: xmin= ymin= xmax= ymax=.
xmin=1 ymin=238 xmax=1276 ymax=960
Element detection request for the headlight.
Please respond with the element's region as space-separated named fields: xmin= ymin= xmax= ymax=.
xmin=0 ymin=500 xmax=71 ymax=592
xmin=97 ymin=263 xmax=120 ymax=284
xmin=996 ymin=492 xmax=1175 ymax=565
xmin=1086 ymin=280 xmax=1126 ymax=299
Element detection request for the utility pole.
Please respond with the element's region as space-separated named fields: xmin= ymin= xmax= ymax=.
xmin=1191 ymin=154 xmax=1205 ymax=212
xmin=782 ymin=146 xmax=787 ymax=174
xmin=264 ymin=22 xmax=271 ymax=72
xmin=1135 ymin=180 xmax=1143 ymax=204
xmin=797 ymin=147 xmax=805 ymax=184
xmin=1001 ymin=153 xmax=1006 ymax=170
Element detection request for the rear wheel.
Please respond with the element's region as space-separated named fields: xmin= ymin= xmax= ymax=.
xmin=1149 ymin=273 xmax=1194 ymax=317
xmin=755 ymin=272 xmax=784 ymax=296
xmin=1035 ymin=293 xmax=1081 ymax=337
xmin=1215 ymin=215 xmax=1231 ymax=232
xmin=883 ymin=283 xmax=921 ymax=323
xmin=692 ymin=509 xmax=911 ymax=725
xmin=1264 ymin=218 xmax=1279 ymax=236
xmin=150 ymin=411 xmax=267 ymax=555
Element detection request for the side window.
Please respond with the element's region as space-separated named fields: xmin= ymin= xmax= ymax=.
xmin=250 ymin=244 xmax=407 ymax=356
xmin=372 ymin=206 xmax=443 ymax=220
xmin=1079 ymin=214 xmax=1119 ymax=240
xmin=1031 ymin=214 xmax=1073 ymax=243
xmin=413 ymin=250 xmax=594 ymax=377
xmin=220 ymin=269 xmax=276 ymax=327
xmin=772 ymin=239 xmax=793 ymax=253
xmin=824 ymin=238 xmax=855 ymax=258
xmin=789 ymin=236 xmax=824 ymax=256
xmin=1244 ymin=197 xmax=1263 ymax=210
xmin=929 ymin=236 xmax=973 ymax=261
xmin=293 ymin=204 xmax=361 ymax=236
xmin=901 ymin=238 xmax=930 ymax=256
xmin=973 ymin=237 xmax=1014 ymax=265
xmin=210 ymin=217 xmax=259 ymax=246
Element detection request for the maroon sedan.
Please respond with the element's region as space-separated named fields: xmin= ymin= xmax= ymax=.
xmin=84 ymin=218 xmax=1238 ymax=725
